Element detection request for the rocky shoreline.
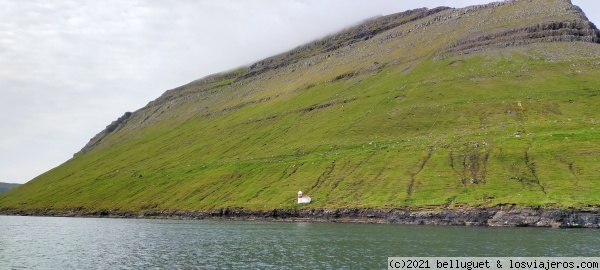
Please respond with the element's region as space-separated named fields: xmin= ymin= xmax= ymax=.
xmin=3 ymin=206 xmax=600 ymax=228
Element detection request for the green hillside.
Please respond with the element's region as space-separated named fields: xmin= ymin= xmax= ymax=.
xmin=2 ymin=0 xmax=600 ymax=214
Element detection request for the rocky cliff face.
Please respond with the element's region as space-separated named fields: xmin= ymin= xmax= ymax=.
xmin=75 ymin=112 xmax=131 ymax=156
xmin=438 ymin=17 xmax=599 ymax=59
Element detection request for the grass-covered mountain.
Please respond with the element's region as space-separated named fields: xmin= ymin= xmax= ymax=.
xmin=2 ymin=0 xmax=600 ymax=213
xmin=0 ymin=182 xmax=21 ymax=194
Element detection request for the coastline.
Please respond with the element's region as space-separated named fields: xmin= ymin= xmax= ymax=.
xmin=2 ymin=206 xmax=600 ymax=228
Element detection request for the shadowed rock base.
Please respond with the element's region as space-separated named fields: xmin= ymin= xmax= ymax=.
xmin=2 ymin=206 xmax=600 ymax=228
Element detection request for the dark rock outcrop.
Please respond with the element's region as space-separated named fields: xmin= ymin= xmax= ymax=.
xmin=74 ymin=111 xmax=132 ymax=156
xmin=3 ymin=206 xmax=600 ymax=228
xmin=438 ymin=20 xmax=600 ymax=59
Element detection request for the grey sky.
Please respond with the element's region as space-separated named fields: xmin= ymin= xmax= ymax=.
xmin=1 ymin=0 xmax=598 ymax=184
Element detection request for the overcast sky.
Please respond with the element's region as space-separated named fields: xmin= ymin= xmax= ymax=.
xmin=1 ymin=1 xmax=598 ymax=184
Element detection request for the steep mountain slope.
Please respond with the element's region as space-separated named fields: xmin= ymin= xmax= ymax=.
xmin=2 ymin=0 xmax=600 ymax=213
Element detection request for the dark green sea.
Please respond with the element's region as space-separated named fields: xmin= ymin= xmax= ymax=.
xmin=1 ymin=215 xmax=599 ymax=269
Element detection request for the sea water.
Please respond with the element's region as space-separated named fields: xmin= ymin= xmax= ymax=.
xmin=1 ymin=215 xmax=599 ymax=269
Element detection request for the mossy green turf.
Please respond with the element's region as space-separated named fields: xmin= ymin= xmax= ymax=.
xmin=2 ymin=41 xmax=599 ymax=213
xmin=3 ymin=0 xmax=600 ymax=212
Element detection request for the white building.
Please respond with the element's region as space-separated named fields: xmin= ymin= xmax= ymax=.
xmin=297 ymin=191 xmax=311 ymax=204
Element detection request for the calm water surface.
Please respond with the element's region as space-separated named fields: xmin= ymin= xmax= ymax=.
xmin=1 ymin=215 xmax=599 ymax=269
